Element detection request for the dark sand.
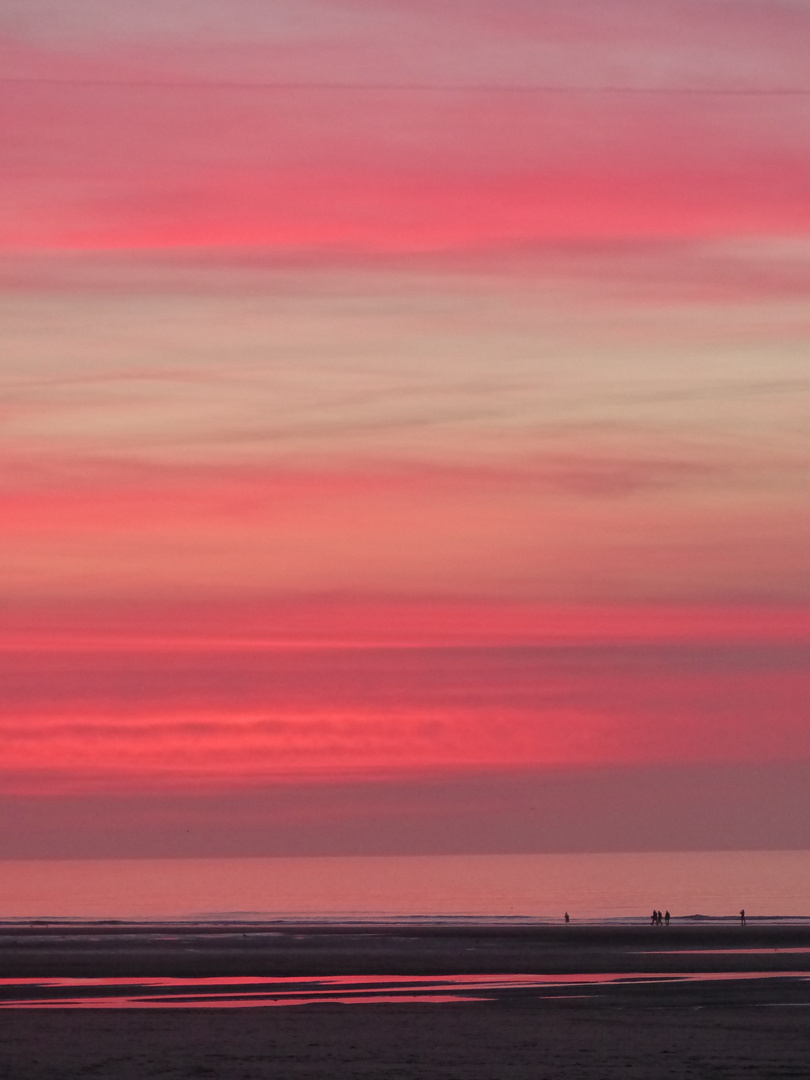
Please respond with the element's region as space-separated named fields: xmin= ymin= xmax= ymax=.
xmin=1 ymin=923 xmax=809 ymax=1078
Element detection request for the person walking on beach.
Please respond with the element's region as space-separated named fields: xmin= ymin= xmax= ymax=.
xmin=740 ymin=908 xmax=746 ymax=926
xmin=651 ymin=909 xmax=657 ymax=925
xmin=564 ymin=912 xmax=570 ymax=923
xmin=664 ymin=910 xmax=670 ymax=926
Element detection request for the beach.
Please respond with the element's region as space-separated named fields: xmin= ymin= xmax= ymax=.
xmin=1 ymin=923 xmax=808 ymax=1078
xmin=2 ymin=997 xmax=809 ymax=1080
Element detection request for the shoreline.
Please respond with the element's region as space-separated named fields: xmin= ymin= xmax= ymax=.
xmin=4 ymin=913 xmax=810 ymax=926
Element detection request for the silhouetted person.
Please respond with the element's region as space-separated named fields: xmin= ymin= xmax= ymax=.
xmin=564 ymin=912 xmax=570 ymax=924
xmin=657 ymin=910 xmax=663 ymax=925
xmin=651 ymin=909 xmax=657 ymax=925
xmin=740 ymin=908 xmax=746 ymax=926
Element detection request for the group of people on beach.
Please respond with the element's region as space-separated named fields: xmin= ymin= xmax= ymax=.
xmin=562 ymin=908 xmax=747 ymax=925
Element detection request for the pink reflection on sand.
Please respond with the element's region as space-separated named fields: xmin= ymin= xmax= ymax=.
xmin=639 ymin=948 xmax=810 ymax=955
xmin=0 ymin=972 xmax=808 ymax=1009
xmin=0 ymin=994 xmax=492 ymax=1010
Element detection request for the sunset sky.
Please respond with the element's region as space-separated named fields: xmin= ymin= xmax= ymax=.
xmin=2 ymin=0 xmax=809 ymax=858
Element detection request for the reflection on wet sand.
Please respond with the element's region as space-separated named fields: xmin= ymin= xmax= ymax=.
xmin=2 ymin=970 xmax=809 ymax=1009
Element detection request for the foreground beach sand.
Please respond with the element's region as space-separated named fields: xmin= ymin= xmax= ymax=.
xmin=2 ymin=1000 xmax=810 ymax=1080
xmin=1 ymin=924 xmax=808 ymax=1078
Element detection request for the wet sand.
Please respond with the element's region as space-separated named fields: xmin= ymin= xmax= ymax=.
xmin=3 ymin=920 xmax=810 ymax=978
xmin=1 ymin=923 xmax=809 ymax=1078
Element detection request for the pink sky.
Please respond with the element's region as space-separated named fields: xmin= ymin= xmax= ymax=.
xmin=1 ymin=0 xmax=809 ymax=856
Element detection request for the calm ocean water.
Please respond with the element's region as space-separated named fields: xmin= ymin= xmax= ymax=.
xmin=1 ymin=851 xmax=808 ymax=922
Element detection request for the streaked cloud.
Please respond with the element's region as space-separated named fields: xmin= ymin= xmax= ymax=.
xmin=1 ymin=0 xmax=808 ymax=852
xmin=2 ymin=638 xmax=808 ymax=794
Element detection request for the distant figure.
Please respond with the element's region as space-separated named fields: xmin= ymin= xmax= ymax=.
xmin=651 ymin=909 xmax=658 ymax=926
xmin=664 ymin=910 xmax=670 ymax=926
xmin=740 ymin=908 xmax=746 ymax=926
xmin=657 ymin=910 xmax=664 ymax=925
xmin=564 ymin=912 xmax=570 ymax=924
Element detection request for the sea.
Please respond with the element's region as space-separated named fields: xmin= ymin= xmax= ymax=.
xmin=1 ymin=851 xmax=808 ymax=923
